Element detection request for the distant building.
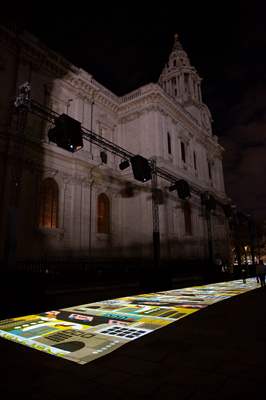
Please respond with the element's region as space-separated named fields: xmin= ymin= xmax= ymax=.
xmin=0 ymin=26 xmax=230 ymax=267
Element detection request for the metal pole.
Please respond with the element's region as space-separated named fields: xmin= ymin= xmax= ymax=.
xmin=248 ymin=217 xmax=256 ymax=265
xmin=151 ymin=160 xmax=160 ymax=269
xmin=88 ymin=179 xmax=94 ymax=257
xmin=234 ymin=217 xmax=242 ymax=268
xmin=206 ymin=208 xmax=213 ymax=268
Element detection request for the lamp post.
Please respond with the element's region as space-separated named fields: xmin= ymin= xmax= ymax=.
xmin=244 ymin=245 xmax=248 ymax=264
xmin=247 ymin=216 xmax=256 ymax=265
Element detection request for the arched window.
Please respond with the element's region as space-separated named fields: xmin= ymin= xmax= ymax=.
xmin=183 ymin=201 xmax=192 ymax=236
xmin=167 ymin=132 xmax=172 ymax=155
xmin=97 ymin=193 xmax=110 ymax=234
xmin=38 ymin=178 xmax=59 ymax=229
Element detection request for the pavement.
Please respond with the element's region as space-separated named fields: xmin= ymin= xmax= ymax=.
xmin=0 ymin=278 xmax=266 ymax=400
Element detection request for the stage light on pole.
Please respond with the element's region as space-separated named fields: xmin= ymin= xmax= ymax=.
xmin=169 ymin=184 xmax=176 ymax=192
xmin=206 ymin=194 xmax=216 ymax=211
xmin=119 ymin=159 xmax=130 ymax=170
xmin=48 ymin=113 xmax=83 ymax=153
xmin=201 ymin=192 xmax=216 ymax=211
xmin=169 ymin=179 xmax=190 ymax=199
xmin=130 ymin=155 xmax=152 ymax=182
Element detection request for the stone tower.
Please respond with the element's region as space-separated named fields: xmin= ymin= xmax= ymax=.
xmin=158 ymin=33 xmax=202 ymax=104
xmin=159 ymin=33 xmax=212 ymax=132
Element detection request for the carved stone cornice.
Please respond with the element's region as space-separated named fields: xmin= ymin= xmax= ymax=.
xmin=63 ymin=75 xmax=120 ymax=113
xmin=40 ymin=166 xmax=59 ymax=177
xmin=61 ymin=172 xmax=73 ymax=185
xmin=73 ymin=174 xmax=92 ymax=186
xmin=24 ymin=158 xmax=59 ymax=177
xmin=61 ymin=172 xmax=87 ymax=186
xmin=117 ymin=85 xmax=216 ymax=146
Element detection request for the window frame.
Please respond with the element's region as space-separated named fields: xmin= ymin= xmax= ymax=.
xmin=38 ymin=178 xmax=59 ymax=229
xmin=167 ymin=132 xmax=172 ymax=155
xmin=97 ymin=193 xmax=110 ymax=234
xmin=181 ymin=141 xmax=186 ymax=163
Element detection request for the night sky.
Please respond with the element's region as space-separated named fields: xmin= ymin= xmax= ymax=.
xmin=4 ymin=1 xmax=266 ymax=223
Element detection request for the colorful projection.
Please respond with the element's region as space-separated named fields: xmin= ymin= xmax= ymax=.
xmin=0 ymin=278 xmax=259 ymax=364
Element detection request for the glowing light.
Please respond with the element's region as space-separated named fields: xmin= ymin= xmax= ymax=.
xmin=0 ymin=279 xmax=259 ymax=365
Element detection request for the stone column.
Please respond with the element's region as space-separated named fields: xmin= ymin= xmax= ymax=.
xmin=180 ymin=73 xmax=185 ymax=100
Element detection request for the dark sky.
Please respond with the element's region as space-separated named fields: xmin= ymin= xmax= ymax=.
xmin=5 ymin=1 xmax=266 ymax=222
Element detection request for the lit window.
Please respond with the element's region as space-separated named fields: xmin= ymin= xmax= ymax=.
xmin=38 ymin=178 xmax=58 ymax=229
xmin=97 ymin=193 xmax=110 ymax=234
xmin=183 ymin=201 xmax=192 ymax=236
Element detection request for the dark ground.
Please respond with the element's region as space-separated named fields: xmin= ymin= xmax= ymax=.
xmin=0 ymin=274 xmax=265 ymax=400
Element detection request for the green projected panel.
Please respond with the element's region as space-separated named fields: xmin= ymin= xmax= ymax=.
xmin=0 ymin=279 xmax=259 ymax=364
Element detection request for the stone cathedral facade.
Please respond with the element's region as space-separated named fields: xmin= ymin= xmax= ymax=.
xmin=0 ymin=26 xmax=230 ymax=267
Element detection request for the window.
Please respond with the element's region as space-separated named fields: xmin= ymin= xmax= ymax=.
xmin=100 ymin=151 xmax=108 ymax=164
xmin=97 ymin=193 xmax=110 ymax=234
xmin=184 ymin=73 xmax=189 ymax=93
xmin=181 ymin=141 xmax=186 ymax=163
xmin=183 ymin=201 xmax=192 ymax=236
xmin=193 ymin=151 xmax=197 ymax=170
xmin=98 ymin=127 xmax=103 ymax=137
xmin=167 ymin=132 xmax=172 ymax=155
xmin=208 ymin=160 xmax=212 ymax=180
xmin=38 ymin=178 xmax=58 ymax=229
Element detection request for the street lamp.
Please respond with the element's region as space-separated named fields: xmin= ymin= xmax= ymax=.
xmin=244 ymin=245 xmax=248 ymax=264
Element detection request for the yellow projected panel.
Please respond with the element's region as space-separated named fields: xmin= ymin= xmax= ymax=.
xmin=0 ymin=278 xmax=259 ymax=364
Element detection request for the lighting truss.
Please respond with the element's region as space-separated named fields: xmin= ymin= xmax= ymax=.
xmin=14 ymin=84 xmax=227 ymax=206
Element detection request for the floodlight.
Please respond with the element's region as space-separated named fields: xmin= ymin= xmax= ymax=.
xmin=169 ymin=179 xmax=190 ymax=199
xmin=48 ymin=113 xmax=83 ymax=152
xmin=119 ymin=160 xmax=130 ymax=170
xmin=130 ymin=155 xmax=151 ymax=182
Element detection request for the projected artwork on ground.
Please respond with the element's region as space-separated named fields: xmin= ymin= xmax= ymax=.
xmin=0 ymin=279 xmax=258 ymax=364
